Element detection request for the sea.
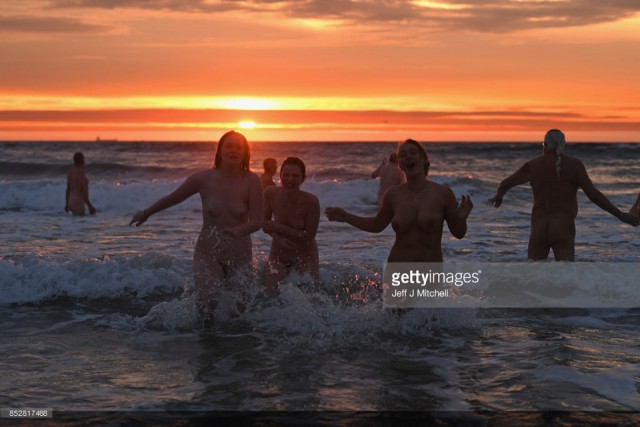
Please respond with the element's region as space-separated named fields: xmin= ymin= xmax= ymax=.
xmin=1 ymin=140 xmax=639 ymax=426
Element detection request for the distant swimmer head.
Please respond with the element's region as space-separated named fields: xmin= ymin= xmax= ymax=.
xmin=263 ymin=158 xmax=277 ymax=174
xmin=73 ymin=152 xmax=85 ymax=166
xmin=543 ymin=129 xmax=566 ymax=178
xmin=214 ymin=130 xmax=250 ymax=171
xmin=399 ymin=139 xmax=430 ymax=176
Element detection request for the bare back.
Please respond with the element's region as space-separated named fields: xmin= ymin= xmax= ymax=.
xmin=528 ymin=154 xmax=584 ymax=220
xmin=498 ymin=153 xmax=618 ymax=260
xmin=66 ymin=166 xmax=89 ymax=216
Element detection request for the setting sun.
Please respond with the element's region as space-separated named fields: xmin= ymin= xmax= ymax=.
xmin=0 ymin=1 xmax=639 ymax=141
xmin=238 ymin=121 xmax=257 ymax=129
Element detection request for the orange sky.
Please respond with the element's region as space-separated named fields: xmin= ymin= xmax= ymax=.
xmin=1 ymin=1 xmax=639 ymax=142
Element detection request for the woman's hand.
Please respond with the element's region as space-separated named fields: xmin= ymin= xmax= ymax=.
xmin=129 ymin=210 xmax=148 ymax=227
xmin=619 ymin=212 xmax=639 ymax=227
xmin=488 ymin=193 xmax=503 ymax=208
xmin=261 ymin=220 xmax=275 ymax=234
xmin=457 ymin=195 xmax=473 ymax=220
xmin=325 ymin=207 xmax=347 ymax=222
xmin=262 ymin=220 xmax=282 ymax=234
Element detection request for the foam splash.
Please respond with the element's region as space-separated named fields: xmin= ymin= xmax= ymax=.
xmin=0 ymin=253 xmax=189 ymax=304
xmin=138 ymin=294 xmax=199 ymax=331
xmin=128 ymin=264 xmax=479 ymax=339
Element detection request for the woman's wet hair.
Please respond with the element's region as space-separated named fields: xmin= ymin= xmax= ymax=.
xmin=214 ymin=130 xmax=250 ymax=171
xmin=280 ymin=156 xmax=306 ymax=180
xmin=399 ymin=139 xmax=430 ymax=176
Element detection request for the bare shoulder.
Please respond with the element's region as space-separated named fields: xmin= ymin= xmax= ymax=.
xmin=516 ymin=157 xmax=535 ymax=171
xmin=245 ymin=170 xmax=262 ymax=185
xmin=560 ymin=155 xmax=586 ymax=174
xmin=385 ymin=181 xmax=404 ymax=199
xmin=530 ymin=154 xmax=546 ymax=163
xmin=263 ymin=185 xmax=280 ymax=200
xmin=245 ymin=170 xmax=260 ymax=179
xmin=429 ymin=181 xmax=455 ymax=196
xmin=301 ymin=190 xmax=320 ymax=207
xmin=189 ymin=168 xmax=214 ymax=183
xmin=386 ymin=182 xmax=406 ymax=198
xmin=562 ymin=154 xmax=583 ymax=166
xmin=194 ymin=168 xmax=215 ymax=177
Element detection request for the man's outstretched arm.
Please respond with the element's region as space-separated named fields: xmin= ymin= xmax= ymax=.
xmin=578 ymin=162 xmax=639 ymax=227
xmin=489 ymin=162 xmax=531 ymax=208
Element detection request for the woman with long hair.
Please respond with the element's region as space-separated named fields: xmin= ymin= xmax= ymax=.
xmin=130 ymin=130 xmax=263 ymax=312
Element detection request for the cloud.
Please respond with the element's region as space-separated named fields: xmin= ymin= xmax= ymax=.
xmin=440 ymin=0 xmax=640 ymax=33
xmin=1 ymin=107 xmax=637 ymax=130
xmin=45 ymin=0 xmax=640 ymax=33
xmin=0 ymin=15 xmax=109 ymax=34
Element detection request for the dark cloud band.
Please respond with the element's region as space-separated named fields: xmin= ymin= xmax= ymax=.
xmin=45 ymin=0 xmax=640 ymax=33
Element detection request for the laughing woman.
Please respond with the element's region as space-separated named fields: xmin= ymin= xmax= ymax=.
xmin=130 ymin=130 xmax=263 ymax=312
xmin=262 ymin=157 xmax=320 ymax=293
xmin=326 ymin=139 xmax=472 ymax=262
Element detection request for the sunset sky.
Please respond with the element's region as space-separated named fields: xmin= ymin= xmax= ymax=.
xmin=1 ymin=0 xmax=639 ymax=142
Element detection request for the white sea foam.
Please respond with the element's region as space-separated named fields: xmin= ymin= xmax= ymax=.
xmin=0 ymin=253 xmax=190 ymax=304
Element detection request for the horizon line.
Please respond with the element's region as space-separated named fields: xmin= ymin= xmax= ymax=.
xmin=2 ymin=139 xmax=640 ymax=144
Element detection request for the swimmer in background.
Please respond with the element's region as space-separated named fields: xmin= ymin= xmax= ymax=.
xmin=65 ymin=152 xmax=96 ymax=216
xmin=263 ymin=157 xmax=320 ymax=293
xmin=130 ymin=130 xmax=263 ymax=312
xmin=260 ymin=157 xmax=278 ymax=189
xmin=489 ymin=129 xmax=639 ymax=261
xmin=371 ymin=152 xmax=405 ymax=207
xmin=326 ymin=139 xmax=472 ymax=263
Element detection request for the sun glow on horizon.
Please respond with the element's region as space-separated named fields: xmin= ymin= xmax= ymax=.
xmin=0 ymin=95 xmax=473 ymax=112
xmin=238 ymin=120 xmax=256 ymax=129
xmin=219 ymin=98 xmax=280 ymax=110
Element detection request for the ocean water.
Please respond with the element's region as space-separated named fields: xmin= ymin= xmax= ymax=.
xmin=1 ymin=140 xmax=639 ymax=424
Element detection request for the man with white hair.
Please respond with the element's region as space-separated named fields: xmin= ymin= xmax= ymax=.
xmin=489 ymin=129 xmax=638 ymax=261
